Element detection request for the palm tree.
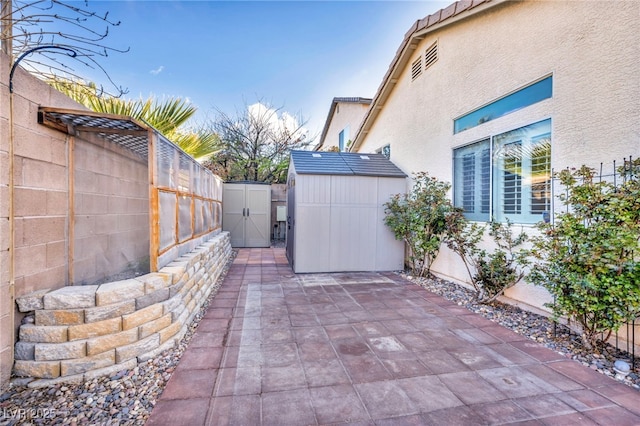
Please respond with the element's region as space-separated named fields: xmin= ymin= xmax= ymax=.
xmin=48 ymin=79 xmax=220 ymax=161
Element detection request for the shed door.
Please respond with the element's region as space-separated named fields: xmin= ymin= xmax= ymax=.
xmin=223 ymin=183 xmax=271 ymax=248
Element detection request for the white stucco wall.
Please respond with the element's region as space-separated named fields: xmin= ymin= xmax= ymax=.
xmin=355 ymin=0 xmax=640 ymax=313
xmin=321 ymin=101 xmax=370 ymax=151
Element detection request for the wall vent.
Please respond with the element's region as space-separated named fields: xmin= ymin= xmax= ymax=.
xmin=424 ymin=41 xmax=438 ymax=70
xmin=411 ymin=57 xmax=422 ymax=81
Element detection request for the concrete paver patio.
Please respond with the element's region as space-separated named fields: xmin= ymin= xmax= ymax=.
xmin=147 ymin=248 xmax=640 ymax=425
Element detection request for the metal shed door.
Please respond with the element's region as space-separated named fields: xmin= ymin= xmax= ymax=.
xmin=223 ymin=183 xmax=271 ymax=248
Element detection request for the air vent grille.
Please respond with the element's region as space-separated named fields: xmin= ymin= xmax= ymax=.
xmin=411 ymin=57 xmax=422 ymax=80
xmin=425 ymin=41 xmax=438 ymax=70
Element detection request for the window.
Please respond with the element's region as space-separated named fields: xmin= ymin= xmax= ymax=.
xmin=338 ymin=126 xmax=350 ymax=152
xmin=454 ymin=76 xmax=552 ymax=134
xmin=453 ymin=119 xmax=551 ymax=224
xmin=376 ymin=144 xmax=391 ymax=159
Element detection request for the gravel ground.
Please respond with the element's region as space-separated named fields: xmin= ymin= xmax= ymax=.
xmin=0 ymin=250 xmax=238 ymax=426
xmin=1 ymin=256 xmax=637 ymax=425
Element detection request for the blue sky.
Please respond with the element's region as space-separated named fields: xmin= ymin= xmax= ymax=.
xmin=79 ymin=1 xmax=450 ymax=140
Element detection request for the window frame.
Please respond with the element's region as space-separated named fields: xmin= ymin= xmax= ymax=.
xmin=453 ymin=118 xmax=552 ymax=224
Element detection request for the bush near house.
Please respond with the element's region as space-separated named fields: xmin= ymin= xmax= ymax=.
xmin=445 ymin=214 xmax=529 ymax=303
xmin=384 ymin=172 xmax=452 ymax=277
xmin=527 ymin=159 xmax=640 ymax=349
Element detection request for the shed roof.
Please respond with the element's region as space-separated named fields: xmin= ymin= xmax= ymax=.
xmin=290 ymin=150 xmax=406 ymax=178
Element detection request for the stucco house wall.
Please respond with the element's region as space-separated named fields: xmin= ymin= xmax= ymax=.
xmin=353 ymin=0 xmax=639 ymax=313
xmin=315 ymin=98 xmax=371 ymax=152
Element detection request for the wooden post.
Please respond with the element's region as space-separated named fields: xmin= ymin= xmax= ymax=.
xmin=148 ymin=131 xmax=159 ymax=272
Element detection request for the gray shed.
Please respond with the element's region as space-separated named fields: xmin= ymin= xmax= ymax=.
xmin=286 ymin=150 xmax=407 ymax=273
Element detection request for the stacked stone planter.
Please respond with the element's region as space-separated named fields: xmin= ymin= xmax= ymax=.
xmin=12 ymin=232 xmax=231 ymax=388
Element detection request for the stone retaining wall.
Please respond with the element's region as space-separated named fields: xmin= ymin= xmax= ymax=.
xmin=12 ymin=232 xmax=231 ymax=388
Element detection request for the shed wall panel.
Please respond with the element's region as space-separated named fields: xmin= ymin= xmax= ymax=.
xmin=294 ymin=205 xmax=331 ymax=273
xmin=375 ymin=178 xmax=407 ymax=270
xmin=329 ymin=205 xmax=377 ymax=271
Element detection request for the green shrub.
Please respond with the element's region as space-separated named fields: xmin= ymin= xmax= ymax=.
xmin=384 ymin=172 xmax=452 ymax=277
xmin=445 ymin=213 xmax=528 ymax=303
xmin=527 ymin=159 xmax=640 ymax=349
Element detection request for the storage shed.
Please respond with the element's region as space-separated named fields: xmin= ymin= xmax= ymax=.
xmin=286 ymin=150 xmax=407 ymax=273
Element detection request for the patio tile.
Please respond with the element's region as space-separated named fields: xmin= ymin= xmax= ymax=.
xmin=204 ymin=307 xmax=234 ymax=318
xmin=539 ymin=412 xmax=598 ymax=425
xmin=555 ymin=388 xmax=616 ymax=411
xmin=261 ymin=342 xmax=298 ymax=367
xmin=375 ymin=414 xmax=428 ymax=425
xmin=146 ymin=398 xmax=209 ymax=426
xmin=422 ymin=405 xmax=489 ymax=425
xmin=160 ymin=368 xmax=216 ymax=400
xmin=381 ymin=357 xmax=431 ymax=378
xmin=448 ymin=347 xmax=505 ymax=370
xmin=546 ymin=359 xmax=617 ymax=388
xmin=513 ymin=393 xmax=576 ymax=418
xmin=324 ymin=324 xmax=359 ymax=339
xmin=227 ymin=366 xmax=261 ymax=395
xmin=470 ymin=400 xmax=533 ymax=424
xmin=260 ymin=327 xmax=293 ymax=344
xmin=148 ymin=248 xmax=640 ymax=426
xmin=355 ymin=380 xmax=417 ymax=419
xmin=188 ymin=331 xmax=226 ymax=348
xmin=299 ymin=340 xmax=337 ymax=361
xmin=583 ymin=406 xmax=640 ymax=426
xmin=396 ymin=375 xmax=464 ymax=413
xmin=453 ymin=328 xmax=503 ymax=345
xmin=521 ymin=364 xmax=584 ymax=392
xmin=477 ymin=367 xmax=549 ymax=398
xmin=261 ymin=389 xmax=317 ymax=425
xmin=593 ymin=382 xmax=640 ymax=416
xmin=218 ymin=394 xmax=261 ymax=426
xmin=309 ymin=384 xmax=370 ymax=424
xmin=196 ymin=318 xmax=231 ymax=333
xmin=352 ymin=321 xmax=389 ymax=337
xmin=415 ymin=349 xmax=470 ymax=374
xmin=438 ymin=371 xmax=507 ymax=405
xmin=176 ymin=347 xmax=223 ymax=370
xmin=508 ymin=340 xmax=566 ymax=362
xmin=302 ymin=357 xmax=351 ymax=387
xmin=483 ymin=343 xmax=538 ymax=366
xmin=293 ymin=325 xmax=328 ymax=342
xmin=289 ymin=313 xmax=320 ymax=326
xmin=262 ymin=364 xmax=307 ymax=392
xmin=341 ymin=353 xmax=393 ymax=383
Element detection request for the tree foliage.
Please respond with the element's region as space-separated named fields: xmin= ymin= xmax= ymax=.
xmin=527 ymin=160 xmax=640 ymax=349
xmin=2 ymin=0 xmax=128 ymax=96
xmin=383 ymin=172 xmax=453 ymax=277
xmin=50 ymin=78 xmax=220 ymax=161
xmin=206 ymin=101 xmax=310 ymax=183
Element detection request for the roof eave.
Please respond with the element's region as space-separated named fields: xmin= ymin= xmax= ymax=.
xmin=349 ymin=0 xmax=502 ymax=153
xmin=315 ymin=97 xmax=372 ymax=151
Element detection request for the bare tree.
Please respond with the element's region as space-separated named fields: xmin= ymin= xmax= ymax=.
xmin=207 ymin=100 xmax=312 ymax=183
xmin=1 ymin=0 xmax=128 ymax=95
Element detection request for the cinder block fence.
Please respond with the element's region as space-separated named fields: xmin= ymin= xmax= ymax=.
xmin=12 ymin=232 xmax=231 ymax=387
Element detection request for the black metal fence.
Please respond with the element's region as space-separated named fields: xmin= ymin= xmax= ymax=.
xmin=550 ymin=156 xmax=638 ymax=368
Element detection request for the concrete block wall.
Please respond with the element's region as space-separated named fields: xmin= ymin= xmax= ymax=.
xmin=73 ymin=134 xmax=150 ymax=285
xmin=1 ymin=51 xmax=84 ymax=388
xmin=12 ymin=232 xmax=231 ymax=387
